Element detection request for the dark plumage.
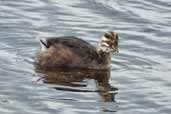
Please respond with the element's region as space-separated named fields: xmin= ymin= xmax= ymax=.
xmin=35 ymin=32 xmax=119 ymax=70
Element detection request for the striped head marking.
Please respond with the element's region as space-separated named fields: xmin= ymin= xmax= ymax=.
xmin=98 ymin=31 xmax=119 ymax=53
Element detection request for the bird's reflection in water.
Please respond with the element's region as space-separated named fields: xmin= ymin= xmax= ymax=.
xmin=35 ymin=67 xmax=118 ymax=102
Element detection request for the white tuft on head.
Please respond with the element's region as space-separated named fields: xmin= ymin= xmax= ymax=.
xmin=97 ymin=32 xmax=119 ymax=53
xmin=101 ymin=36 xmax=109 ymax=42
xmin=97 ymin=36 xmax=111 ymax=53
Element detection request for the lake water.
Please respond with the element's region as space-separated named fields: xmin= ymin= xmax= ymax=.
xmin=0 ymin=0 xmax=171 ymax=114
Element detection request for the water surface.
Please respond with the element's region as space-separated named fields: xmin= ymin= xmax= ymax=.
xmin=0 ymin=0 xmax=171 ymax=114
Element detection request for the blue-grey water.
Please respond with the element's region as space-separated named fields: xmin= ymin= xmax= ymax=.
xmin=0 ymin=0 xmax=171 ymax=114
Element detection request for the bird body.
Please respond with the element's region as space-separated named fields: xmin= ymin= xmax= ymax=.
xmin=35 ymin=32 xmax=119 ymax=70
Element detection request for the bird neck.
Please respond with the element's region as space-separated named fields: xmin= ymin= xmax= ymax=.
xmin=96 ymin=39 xmax=112 ymax=69
xmin=97 ymin=50 xmax=111 ymax=69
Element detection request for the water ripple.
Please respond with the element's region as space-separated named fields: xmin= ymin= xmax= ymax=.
xmin=0 ymin=0 xmax=171 ymax=114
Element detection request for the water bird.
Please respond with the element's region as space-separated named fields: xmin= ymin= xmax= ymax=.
xmin=35 ymin=31 xmax=119 ymax=70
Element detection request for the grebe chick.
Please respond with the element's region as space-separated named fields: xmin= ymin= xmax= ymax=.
xmin=35 ymin=31 xmax=119 ymax=70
